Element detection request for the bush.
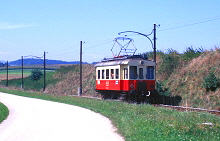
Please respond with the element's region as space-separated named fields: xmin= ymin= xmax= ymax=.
xmin=158 ymin=49 xmax=180 ymax=77
xmin=181 ymin=46 xmax=203 ymax=61
xmin=156 ymin=81 xmax=170 ymax=96
xmin=203 ymin=72 xmax=220 ymax=91
xmin=30 ymin=69 xmax=43 ymax=81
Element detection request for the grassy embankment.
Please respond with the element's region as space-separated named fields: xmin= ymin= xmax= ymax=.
xmin=150 ymin=48 xmax=220 ymax=110
xmin=0 ymin=88 xmax=219 ymax=141
xmin=0 ymin=102 xmax=9 ymax=123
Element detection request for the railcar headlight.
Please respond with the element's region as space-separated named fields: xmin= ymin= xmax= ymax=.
xmin=140 ymin=61 xmax=144 ymax=65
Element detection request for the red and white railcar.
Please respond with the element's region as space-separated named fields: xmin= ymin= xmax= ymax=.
xmin=95 ymin=55 xmax=156 ymax=100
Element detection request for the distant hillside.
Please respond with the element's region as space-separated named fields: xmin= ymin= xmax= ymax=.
xmin=9 ymin=58 xmax=88 ymax=66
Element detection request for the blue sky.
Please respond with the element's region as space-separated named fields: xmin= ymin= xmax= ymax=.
xmin=0 ymin=0 xmax=220 ymax=63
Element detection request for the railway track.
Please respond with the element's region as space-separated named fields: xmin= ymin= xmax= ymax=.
xmin=153 ymin=104 xmax=220 ymax=116
xmin=75 ymin=95 xmax=220 ymax=117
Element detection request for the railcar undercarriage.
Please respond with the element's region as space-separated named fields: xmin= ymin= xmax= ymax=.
xmin=98 ymin=90 xmax=182 ymax=105
xmin=98 ymin=90 xmax=156 ymax=104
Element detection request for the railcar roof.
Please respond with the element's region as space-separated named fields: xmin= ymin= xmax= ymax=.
xmin=95 ymin=58 xmax=155 ymax=67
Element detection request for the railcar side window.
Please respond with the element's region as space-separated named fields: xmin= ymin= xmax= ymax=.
xmin=124 ymin=68 xmax=128 ymax=79
xmin=97 ymin=70 xmax=100 ymax=79
xmin=115 ymin=69 xmax=119 ymax=79
xmin=110 ymin=69 xmax=114 ymax=79
xmin=146 ymin=66 xmax=154 ymax=79
xmin=102 ymin=69 xmax=105 ymax=79
xmin=106 ymin=69 xmax=109 ymax=79
xmin=130 ymin=66 xmax=137 ymax=79
xmin=139 ymin=68 xmax=143 ymax=79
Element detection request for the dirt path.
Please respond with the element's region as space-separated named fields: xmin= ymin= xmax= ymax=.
xmin=0 ymin=92 xmax=124 ymax=141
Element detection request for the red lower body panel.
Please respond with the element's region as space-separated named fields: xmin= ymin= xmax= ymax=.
xmin=96 ymin=80 xmax=155 ymax=92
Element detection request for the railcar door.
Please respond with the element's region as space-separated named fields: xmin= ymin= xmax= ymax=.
xmin=137 ymin=66 xmax=146 ymax=92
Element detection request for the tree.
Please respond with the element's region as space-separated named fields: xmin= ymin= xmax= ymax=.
xmin=30 ymin=69 xmax=43 ymax=81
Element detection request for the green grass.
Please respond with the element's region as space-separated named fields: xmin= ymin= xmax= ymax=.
xmin=0 ymin=88 xmax=219 ymax=141
xmin=0 ymin=102 xmax=9 ymax=123
xmin=0 ymin=72 xmax=59 ymax=91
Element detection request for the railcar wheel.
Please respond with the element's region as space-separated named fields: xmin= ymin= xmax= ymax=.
xmin=119 ymin=94 xmax=127 ymax=101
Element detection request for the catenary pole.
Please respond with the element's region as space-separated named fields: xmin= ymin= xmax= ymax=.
xmin=78 ymin=41 xmax=83 ymax=96
xmin=43 ymin=51 xmax=46 ymax=92
xmin=21 ymin=56 xmax=24 ymax=88
xmin=153 ymin=23 xmax=156 ymax=63
xmin=6 ymin=61 xmax=8 ymax=87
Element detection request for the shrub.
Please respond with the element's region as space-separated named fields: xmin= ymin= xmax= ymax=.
xmin=203 ymin=72 xmax=220 ymax=91
xmin=156 ymin=81 xmax=170 ymax=96
xmin=30 ymin=69 xmax=43 ymax=81
xmin=158 ymin=49 xmax=180 ymax=77
xmin=181 ymin=46 xmax=203 ymax=61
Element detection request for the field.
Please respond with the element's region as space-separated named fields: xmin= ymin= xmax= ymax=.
xmin=0 ymin=64 xmax=60 ymax=81
xmin=0 ymin=69 xmax=31 ymax=81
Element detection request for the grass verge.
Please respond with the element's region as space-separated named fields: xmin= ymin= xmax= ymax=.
xmin=0 ymin=88 xmax=219 ymax=141
xmin=0 ymin=102 xmax=9 ymax=123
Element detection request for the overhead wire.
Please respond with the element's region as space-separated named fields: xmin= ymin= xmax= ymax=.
xmin=48 ymin=43 xmax=80 ymax=54
xmin=161 ymin=15 xmax=220 ymax=27
xmin=46 ymin=39 xmax=114 ymax=60
xmin=83 ymin=39 xmax=114 ymax=51
xmin=158 ymin=16 xmax=220 ymax=32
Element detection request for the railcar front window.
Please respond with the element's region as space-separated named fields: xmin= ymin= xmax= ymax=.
xmin=115 ymin=69 xmax=119 ymax=79
xmin=97 ymin=70 xmax=100 ymax=79
xmin=146 ymin=66 xmax=154 ymax=79
xmin=139 ymin=68 xmax=143 ymax=79
xmin=130 ymin=66 xmax=137 ymax=79
xmin=102 ymin=70 xmax=105 ymax=79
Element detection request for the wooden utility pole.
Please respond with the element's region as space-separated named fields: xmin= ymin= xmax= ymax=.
xmin=78 ymin=41 xmax=83 ymax=96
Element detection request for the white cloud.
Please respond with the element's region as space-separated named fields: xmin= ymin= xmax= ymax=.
xmin=0 ymin=51 xmax=14 ymax=55
xmin=0 ymin=22 xmax=37 ymax=30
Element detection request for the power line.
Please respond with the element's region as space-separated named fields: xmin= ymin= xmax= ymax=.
xmin=162 ymin=15 xmax=220 ymax=26
xmin=46 ymin=39 xmax=114 ymax=60
xmin=49 ymin=43 xmax=80 ymax=54
xmin=158 ymin=16 xmax=220 ymax=32
xmin=83 ymin=39 xmax=114 ymax=50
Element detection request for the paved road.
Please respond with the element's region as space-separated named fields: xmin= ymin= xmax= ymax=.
xmin=0 ymin=92 xmax=124 ymax=141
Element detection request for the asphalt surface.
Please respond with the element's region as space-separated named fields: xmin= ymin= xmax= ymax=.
xmin=0 ymin=92 xmax=124 ymax=141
